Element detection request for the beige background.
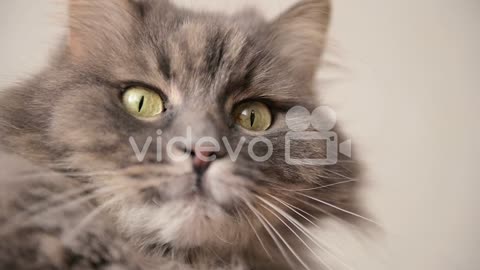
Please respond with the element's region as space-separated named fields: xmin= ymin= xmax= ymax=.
xmin=0 ymin=0 xmax=479 ymax=269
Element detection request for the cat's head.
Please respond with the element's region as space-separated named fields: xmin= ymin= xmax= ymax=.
xmin=0 ymin=0 xmax=360 ymax=260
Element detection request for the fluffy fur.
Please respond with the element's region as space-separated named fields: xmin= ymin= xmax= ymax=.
xmin=0 ymin=0 xmax=363 ymax=269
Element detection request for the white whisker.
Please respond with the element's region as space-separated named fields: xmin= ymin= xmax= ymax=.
xmin=297 ymin=193 xmax=383 ymax=227
xmin=322 ymin=169 xmax=355 ymax=180
xmin=265 ymin=194 xmax=354 ymax=270
xmin=8 ymin=184 xmax=100 ymax=220
xmin=269 ymin=195 xmax=323 ymax=226
xmin=258 ymin=196 xmax=331 ymax=270
xmin=0 ymin=185 xmax=128 ymax=235
xmin=239 ymin=209 xmax=272 ymax=260
xmin=276 ymin=190 xmax=342 ymax=222
xmin=61 ymin=190 xmax=136 ymax=244
xmin=275 ymin=179 xmax=358 ymax=192
xmin=248 ymin=201 xmax=312 ymax=270
xmin=244 ymin=201 xmax=295 ymax=268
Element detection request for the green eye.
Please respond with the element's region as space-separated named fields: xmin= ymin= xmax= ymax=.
xmin=233 ymin=101 xmax=272 ymax=131
xmin=122 ymin=87 xmax=164 ymax=118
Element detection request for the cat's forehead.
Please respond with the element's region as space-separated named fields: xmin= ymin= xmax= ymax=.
xmin=139 ymin=16 xmax=263 ymax=103
xmin=168 ymin=22 xmax=249 ymax=76
xmin=170 ymin=20 xmax=248 ymax=58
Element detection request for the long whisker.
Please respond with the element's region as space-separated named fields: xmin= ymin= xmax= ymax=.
xmin=247 ymin=201 xmax=311 ymax=270
xmin=266 ymin=194 xmax=344 ymax=254
xmin=254 ymin=169 xmax=357 ymax=191
xmin=61 ymin=190 xmax=136 ymax=244
xmin=212 ymin=228 xmax=234 ymax=245
xmin=7 ymin=184 xmax=103 ymax=221
xmin=244 ymin=200 xmax=295 ymax=268
xmin=239 ymin=209 xmax=272 ymax=260
xmin=257 ymin=197 xmax=330 ymax=270
xmin=19 ymin=170 xmax=119 ymax=180
xmin=273 ymin=179 xmax=358 ymax=192
xmin=264 ymin=194 xmax=354 ymax=270
xmin=296 ymin=193 xmax=382 ymax=227
xmin=269 ymin=195 xmax=323 ymax=226
xmin=0 ymin=185 xmax=128 ymax=235
xmin=274 ymin=190 xmax=342 ymax=222
xmin=322 ymin=169 xmax=355 ymax=180
xmin=55 ymin=178 xmax=174 ymax=245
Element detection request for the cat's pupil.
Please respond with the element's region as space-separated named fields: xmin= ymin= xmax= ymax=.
xmin=250 ymin=110 xmax=256 ymax=127
xmin=138 ymin=96 xmax=145 ymax=112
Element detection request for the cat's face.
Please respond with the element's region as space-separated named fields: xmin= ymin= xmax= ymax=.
xmin=1 ymin=0 xmax=359 ymax=257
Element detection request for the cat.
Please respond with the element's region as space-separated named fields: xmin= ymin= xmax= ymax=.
xmin=0 ymin=0 xmax=363 ymax=269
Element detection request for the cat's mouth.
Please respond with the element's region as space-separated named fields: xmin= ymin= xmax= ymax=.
xmin=135 ymin=162 xmax=253 ymax=215
xmin=115 ymin=182 xmax=246 ymax=251
xmin=137 ymin=173 xmax=229 ymax=208
xmin=109 ymin=159 xmax=256 ymax=246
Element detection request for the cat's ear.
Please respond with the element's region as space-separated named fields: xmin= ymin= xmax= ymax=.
xmin=268 ymin=0 xmax=331 ymax=80
xmin=68 ymin=0 xmax=145 ymax=59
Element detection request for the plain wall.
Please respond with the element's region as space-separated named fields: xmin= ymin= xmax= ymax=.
xmin=0 ymin=1 xmax=479 ymax=269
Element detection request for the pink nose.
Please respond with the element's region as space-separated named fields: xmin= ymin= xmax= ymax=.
xmin=192 ymin=150 xmax=216 ymax=174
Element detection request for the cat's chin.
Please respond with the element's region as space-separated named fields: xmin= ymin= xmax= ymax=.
xmin=115 ymin=196 xmax=249 ymax=251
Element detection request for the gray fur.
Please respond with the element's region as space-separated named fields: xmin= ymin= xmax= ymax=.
xmin=0 ymin=0 xmax=363 ymax=269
